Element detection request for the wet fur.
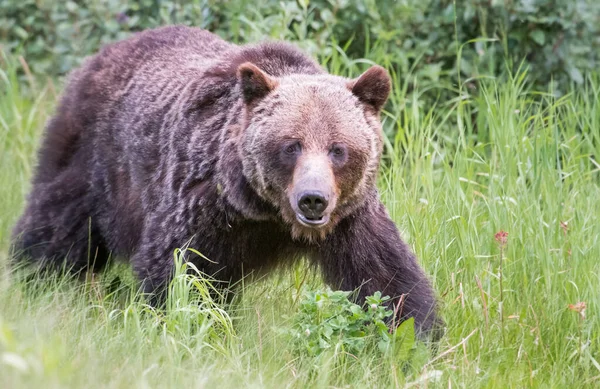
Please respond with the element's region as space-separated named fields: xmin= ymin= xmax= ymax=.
xmin=12 ymin=26 xmax=441 ymax=336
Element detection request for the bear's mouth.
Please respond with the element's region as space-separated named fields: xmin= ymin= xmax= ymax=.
xmin=296 ymin=213 xmax=329 ymax=228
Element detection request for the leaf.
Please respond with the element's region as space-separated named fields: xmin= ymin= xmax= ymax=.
xmin=529 ymin=29 xmax=545 ymax=45
xmin=13 ymin=26 xmax=29 ymax=40
xmin=297 ymin=0 xmax=309 ymax=11
xmin=378 ymin=339 xmax=390 ymax=353
xmin=568 ymin=66 xmax=584 ymax=84
xmin=394 ymin=317 xmax=416 ymax=361
xmin=65 ymin=1 xmax=78 ymax=13
xmin=318 ymin=337 xmax=330 ymax=349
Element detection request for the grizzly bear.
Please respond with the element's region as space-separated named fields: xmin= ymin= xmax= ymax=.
xmin=12 ymin=26 xmax=440 ymax=335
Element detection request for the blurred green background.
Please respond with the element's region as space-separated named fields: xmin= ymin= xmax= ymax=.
xmin=2 ymin=0 xmax=599 ymax=98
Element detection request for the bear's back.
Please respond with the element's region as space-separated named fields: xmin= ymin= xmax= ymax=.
xmin=74 ymin=26 xmax=234 ymax=100
xmin=35 ymin=26 xmax=234 ymax=183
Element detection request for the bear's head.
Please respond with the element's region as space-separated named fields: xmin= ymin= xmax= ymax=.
xmin=234 ymin=62 xmax=391 ymax=242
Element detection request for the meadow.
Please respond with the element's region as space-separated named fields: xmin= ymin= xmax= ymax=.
xmin=1 ymin=30 xmax=599 ymax=388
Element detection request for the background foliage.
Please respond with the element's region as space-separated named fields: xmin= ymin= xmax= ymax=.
xmin=1 ymin=0 xmax=599 ymax=97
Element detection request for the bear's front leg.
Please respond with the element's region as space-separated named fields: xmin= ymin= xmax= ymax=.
xmin=130 ymin=200 xmax=234 ymax=306
xmin=131 ymin=205 xmax=202 ymax=304
xmin=317 ymin=198 xmax=441 ymax=338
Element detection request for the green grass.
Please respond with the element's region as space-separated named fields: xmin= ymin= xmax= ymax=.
xmin=1 ymin=47 xmax=599 ymax=388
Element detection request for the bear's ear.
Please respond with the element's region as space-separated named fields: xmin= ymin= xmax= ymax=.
xmin=347 ymin=65 xmax=391 ymax=113
xmin=237 ymin=62 xmax=278 ymax=105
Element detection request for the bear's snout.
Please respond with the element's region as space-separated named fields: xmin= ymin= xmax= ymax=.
xmin=290 ymin=154 xmax=337 ymax=229
xmin=297 ymin=191 xmax=329 ymax=225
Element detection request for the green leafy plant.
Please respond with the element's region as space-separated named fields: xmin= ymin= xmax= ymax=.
xmin=2 ymin=0 xmax=598 ymax=97
xmin=289 ymin=289 xmax=416 ymax=359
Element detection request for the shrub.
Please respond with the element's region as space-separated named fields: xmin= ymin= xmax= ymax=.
xmin=1 ymin=1 xmax=598 ymax=98
xmin=289 ymin=289 xmax=417 ymax=359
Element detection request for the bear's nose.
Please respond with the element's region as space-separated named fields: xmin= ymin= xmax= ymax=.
xmin=298 ymin=191 xmax=329 ymax=219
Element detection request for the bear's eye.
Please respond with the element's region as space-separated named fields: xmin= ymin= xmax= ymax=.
xmin=284 ymin=142 xmax=301 ymax=155
xmin=332 ymin=146 xmax=344 ymax=156
xmin=330 ymin=144 xmax=346 ymax=158
xmin=329 ymin=144 xmax=349 ymax=166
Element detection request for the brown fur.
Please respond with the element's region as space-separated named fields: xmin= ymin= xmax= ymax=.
xmin=12 ymin=26 xmax=441 ymax=337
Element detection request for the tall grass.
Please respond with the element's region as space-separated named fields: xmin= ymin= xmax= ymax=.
xmin=0 ymin=45 xmax=599 ymax=388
